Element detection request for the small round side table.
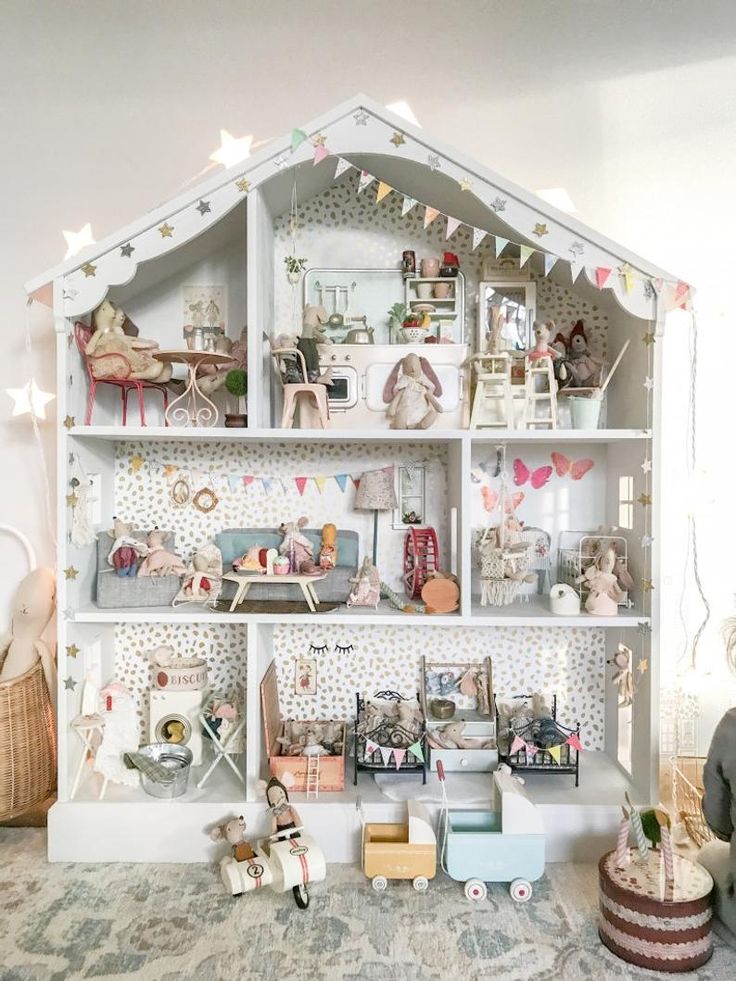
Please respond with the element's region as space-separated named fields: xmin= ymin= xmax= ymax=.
xmin=153 ymin=350 xmax=234 ymax=427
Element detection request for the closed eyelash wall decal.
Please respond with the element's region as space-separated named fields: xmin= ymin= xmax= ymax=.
xmin=335 ymin=643 xmax=354 ymax=654
xmin=308 ymin=643 xmax=328 ymax=655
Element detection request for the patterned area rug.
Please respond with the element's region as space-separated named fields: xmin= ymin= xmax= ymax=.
xmin=1 ymin=829 xmax=734 ymax=980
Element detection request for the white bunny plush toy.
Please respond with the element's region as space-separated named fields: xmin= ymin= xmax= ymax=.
xmin=0 ymin=567 xmax=57 ymax=707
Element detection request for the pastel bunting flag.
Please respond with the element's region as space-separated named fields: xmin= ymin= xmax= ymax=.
xmin=313 ymin=144 xmax=331 ymax=165
xmin=352 ymin=475 xmax=361 ymax=489
xmin=424 ymin=206 xmax=440 ymax=228
xmin=544 ymin=254 xmax=558 ymax=276
xmin=495 ymin=237 xmax=509 ymax=257
xmin=472 ymin=227 xmax=488 ymax=251
xmin=261 ymin=477 xmax=274 ymax=495
xmin=334 ymin=473 xmax=349 ymax=492
xmin=619 ymin=264 xmax=635 ymax=293
xmin=334 ymin=157 xmax=353 ymax=180
xmin=510 ymin=735 xmax=526 ymax=755
xmin=295 ymin=477 xmax=308 ymax=496
xmin=445 ymin=215 xmax=462 ymax=239
xmin=376 ymin=181 xmax=392 ymax=203
xmin=570 ymin=261 xmax=585 ymax=283
xmin=227 ymin=475 xmax=241 ymax=492
xmin=675 ymin=280 xmax=690 ymax=309
xmin=401 ymin=195 xmax=418 ymax=216
xmin=408 ymin=740 xmax=424 ymax=763
xmin=365 ymin=739 xmax=379 ymax=757
xmin=653 ymin=277 xmax=664 ymax=294
xmin=525 ymin=743 xmax=538 ymax=759
xmin=393 ymin=748 xmax=406 ymax=771
xmin=358 ymin=170 xmax=375 ymax=193
xmin=379 ymin=746 xmax=393 ymax=768
xmin=291 ymin=128 xmax=307 ymax=151
xmin=595 ymin=266 xmax=612 ymax=289
xmin=547 ymin=744 xmax=562 ymax=765
xmin=314 ymin=475 xmax=327 ymax=493
xmin=519 ymin=245 xmax=534 ymax=268
xmin=242 ymin=475 xmax=254 ymax=488
xmin=566 ymin=733 xmax=584 ymax=753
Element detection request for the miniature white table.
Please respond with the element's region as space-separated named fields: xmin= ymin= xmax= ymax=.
xmin=69 ymin=713 xmax=107 ymax=800
xmin=153 ymin=350 xmax=234 ymax=427
xmin=222 ymin=572 xmax=327 ymax=613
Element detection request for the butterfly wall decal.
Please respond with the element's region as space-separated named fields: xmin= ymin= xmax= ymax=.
xmin=482 ymin=486 xmax=524 ymax=513
xmin=551 ymin=452 xmax=595 ymax=480
xmin=513 ymin=459 xmax=553 ymax=489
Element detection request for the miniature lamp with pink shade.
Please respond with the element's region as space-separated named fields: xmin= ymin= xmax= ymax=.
xmin=354 ymin=466 xmax=398 ymax=565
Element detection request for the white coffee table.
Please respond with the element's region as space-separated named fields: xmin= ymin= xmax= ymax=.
xmin=222 ymin=571 xmax=327 ymax=613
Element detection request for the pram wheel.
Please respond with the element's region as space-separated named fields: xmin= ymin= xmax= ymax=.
xmin=292 ymin=884 xmax=310 ymax=909
xmin=510 ymin=878 xmax=532 ymax=903
xmin=464 ymin=878 xmax=487 ymax=902
xmin=371 ymin=875 xmax=388 ymax=892
xmin=412 ymin=876 xmax=429 ymax=892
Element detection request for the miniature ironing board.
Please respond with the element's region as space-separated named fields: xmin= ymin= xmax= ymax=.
xmin=197 ymin=711 xmax=246 ymax=790
xmin=69 ymin=713 xmax=108 ymax=800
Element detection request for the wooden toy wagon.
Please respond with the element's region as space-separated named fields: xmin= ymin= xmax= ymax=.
xmin=362 ymin=800 xmax=437 ymax=893
xmin=439 ymin=765 xmax=545 ymax=902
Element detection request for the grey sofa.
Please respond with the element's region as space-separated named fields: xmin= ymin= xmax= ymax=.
xmin=95 ymin=530 xmax=181 ymax=609
xmin=215 ymin=527 xmax=359 ymax=604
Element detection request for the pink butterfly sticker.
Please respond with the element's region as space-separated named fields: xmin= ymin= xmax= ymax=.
xmin=504 ymin=491 xmax=525 ymax=513
xmin=551 ymin=452 xmax=594 ymax=480
xmin=513 ymin=458 xmax=552 ymax=489
xmin=481 ymin=487 xmax=499 ymax=513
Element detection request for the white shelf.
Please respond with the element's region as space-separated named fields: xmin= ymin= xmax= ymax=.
xmin=469 ymin=429 xmax=651 ymax=443
xmin=69 ymin=754 xmax=245 ymax=804
xmin=470 ymin=596 xmax=649 ymax=628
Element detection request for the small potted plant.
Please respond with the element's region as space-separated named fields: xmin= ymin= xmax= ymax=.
xmin=284 ymin=255 xmax=308 ymax=284
xmin=224 ymin=369 xmax=247 ymax=427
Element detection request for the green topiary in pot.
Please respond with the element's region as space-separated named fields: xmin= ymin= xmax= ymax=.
xmin=224 ymin=369 xmax=248 ymax=427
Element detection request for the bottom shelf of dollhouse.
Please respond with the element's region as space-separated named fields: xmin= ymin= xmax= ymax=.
xmin=470 ymin=596 xmax=649 ymax=627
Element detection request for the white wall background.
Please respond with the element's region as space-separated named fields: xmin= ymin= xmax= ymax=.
xmin=3 ymin=1 xmax=735 ymax=738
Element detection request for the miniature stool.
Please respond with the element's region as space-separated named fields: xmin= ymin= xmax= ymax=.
xmin=272 ymin=346 xmax=330 ymax=429
xmin=69 ymin=713 xmax=108 ymax=800
xmin=523 ymin=357 xmax=557 ymax=430
xmin=198 ymin=712 xmax=246 ymax=790
xmin=469 ymin=353 xmax=514 ymax=429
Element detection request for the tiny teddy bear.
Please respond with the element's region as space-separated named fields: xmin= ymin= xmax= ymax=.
xmin=209 ymin=815 xmax=256 ymax=862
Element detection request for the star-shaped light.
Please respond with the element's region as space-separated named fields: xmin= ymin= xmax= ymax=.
xmin=62 ymin=223 xmax=95 ymax=259
xmin=163 ymin=464 xmax=178 ymax=479
xmin=642 ymin=332 xmax=656 ymax=346
xmin=196 ymin=199 xmax=211 ymax=215
xmin=569 ymin=241 xmax=585 ymax=256
xmin=638 ymin=493 xmax=652 ymax=506
xmin=81 ymin=262 xmax=97 ymax=278
xmin=64 ymin=566 xmax=78 ymax=581
xmin=120 ymin=242 xmax=135 ymax=258
xmin=533 ymin=223 xmax=549 ymax=237
xmin=130 ymin=453 xmax=144 ymax=472
xmin=640 ymin=535 xmax=653 ymax=548
xmin=209 ymin=129 xmax=253 ymax=168
xmin=643 ymin=376 xmax=654 ymax=391
xmin=427 ymin=154 xmax=441 ymax=171
xmin=459 ymin=178 xmax=472 ymax=192
xmin=641 ymin=458 xmax=652 ymax=473
xmin=63 ymin=414 xmax=75 ymax=430
xmin=6 ymin=379 xmax=55 ymax=420
xmin=66 ymin=491 xmax=79 ymax=508
xmin=390 ymin=132 xmax=405 ymax=147
xmin=235 ymin=177 xmax=250 ymax=193
xmin=490 ymin=197 xmax=507 ymax=212
xmin=641 ymin=578 xmax=654 ymax=592
xmin=66 ymin=644 xmax=80 ymax=659
xmin=63 ymin=676 xmax=77 ymax=691
xmin=159 ymin=222 xmax=174 ymax=238
xmin=312 ymin=133 xmax=327 ymax=147
xmin=637 ymin=659 xmax=649 ymax=676
xmin=353 ymin=110 xmax=369 ymax=126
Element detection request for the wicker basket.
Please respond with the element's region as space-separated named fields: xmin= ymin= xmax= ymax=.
xmin=0 ymin=660 xmax=56 ymax=821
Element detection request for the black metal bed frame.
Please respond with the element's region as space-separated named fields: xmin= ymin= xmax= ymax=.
xmin=497 ymin=693 xmax=581 ymax=787
xmin=353 ymin=690 xmax=427 ymax=785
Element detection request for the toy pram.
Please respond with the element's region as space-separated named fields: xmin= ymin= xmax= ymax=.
xmin=220 ymin=825 xmax=326 ymax=909
xmin=437 ymin=761 xmax=545 ymax=902
xmin=361 ymin=799 xmax=437 ymax=893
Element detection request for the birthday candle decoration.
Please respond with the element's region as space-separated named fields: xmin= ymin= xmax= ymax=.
xmin=626 ymin=792 xmax=649 ymax=859
xmin=614 ymin=807 xmax=631 ymax=868
xmin=657 ymin=808 xmax=674 ymax=883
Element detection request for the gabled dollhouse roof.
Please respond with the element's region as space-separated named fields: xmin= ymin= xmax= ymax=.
xmin=25 ymin=93 xmax=689 ymax=320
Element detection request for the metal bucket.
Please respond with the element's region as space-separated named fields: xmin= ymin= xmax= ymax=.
xmin=569 ymin=396 xmax=602 ymax=429
xmin=138 ymin=742 xmax=193 ymax=799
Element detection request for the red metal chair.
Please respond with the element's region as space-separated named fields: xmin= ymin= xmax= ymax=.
xmin=75 ymin=322 xmax=169 ymax=426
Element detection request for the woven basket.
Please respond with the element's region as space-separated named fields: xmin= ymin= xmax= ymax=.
xmin=0 ymin=660 xmax=56 ymax=821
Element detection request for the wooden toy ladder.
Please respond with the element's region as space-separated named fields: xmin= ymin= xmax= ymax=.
xmin=469 ymin=353 xmax=514 ymax=429
xmin=523 ymin=357 xmax=557 ymax=430
xmin=306 ymin=754 xmax=321 ymax=799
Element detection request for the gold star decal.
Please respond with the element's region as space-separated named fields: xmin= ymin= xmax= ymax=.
xmin=311 ymin=133 xmax=327 ymax=147
xmin=163 ymin=464 xmax=178 ymax=478
xmin=235 ymin=177 xmax=250 ymax=193
xmin=533 ymin=223 xmax=549 ymax=237
xmin=81 ymin=262 xmax=97 ymax=277
xmin=638 ymin=493 xmax=652 ymax=506
xmin=130 ymin=454 xmax=144 ymax=472
xmin=159 ymin=222 xmax=174 ymax=238
xmin=63 ymin=415 xmax=75 ymax=430
xmin=390 ymin=132 xmax=405 ymax=147
xmin=643 ymin=331 xmax=656 ymax=346
xmin=66 ymin=491 xmax=79 ymax=508
xmin=66 ymin=643 xmax=80 ymax=659
xmin=64 ymin=566 xmax=79 ymax=581
xmin=459 ymin=178 xmax=472 ymax=192
xmin=637 ymin=658 xmax=649 ymax=675
xmin=641 ymin=578 xmax=654 ymax=592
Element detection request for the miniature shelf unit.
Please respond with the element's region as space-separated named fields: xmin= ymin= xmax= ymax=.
xmin=25 ymin=94 xmax=680 ymax=865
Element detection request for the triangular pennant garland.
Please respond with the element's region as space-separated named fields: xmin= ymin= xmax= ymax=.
xmin=510 ymin=735 xmax=526 ymax=755
xmin=495 ymin=237 xmax=509 ymax=257
xmin=408 ymin=740 xmax=424 ymax=763
xmin=261 ymin=477 xmax=273 ymax=495
xmin=334 ymin=473 xmax=348 ymax=492
xmin=227 ymin=475 xmax=240 ymax=492
xmin=472 ymin=228 xmax=488 ymax=251
xmin=314 ymin=476 xmax=327 ymax=493
xmin=544 ymin=254 xmax=558 ymax=276
xmin=358 ymin=170 xmax=375 ymax=193
xmin=242 ymin=475 xmax=254 ymax=488
xmin=570 ymin=262 xmax=585 ymax=283
xmin=379 ymin=746 xmax=393 ymax=768
xmin=548 ymin=744 xmax=562 ymax=765
xmin=619 ymin=264 xmax=635 ymax=293
xmin=519 ymin=245 xmax=534 ymax=268
xmin=401 ymin=195 xmax=417 ymax=216
xmin=295 ymin=477 xmax=308 ymax=496
xmin=313 ymin=144 xmax=331 ymax=165
xmin=566 ymin=732 xmax=584 ymax=753
xmin=365 ymin=740 xmax=379 ymax=757
xmin=424 ymin=206 xmax=440 ymax=228
xmin=376 ymin=181 xmax=392 ymax=203
xmin=445 ymin=215 xmax=462 ymax=239
xmin=393 ymin=748 xmax=406 ymax=771
xmin=291 ymin=128 xmax=307 ymax=151
xmin=595 ymin=267 xmax=612 ymax=290
xmin=334 ymin=157 xmax=353 ymax=180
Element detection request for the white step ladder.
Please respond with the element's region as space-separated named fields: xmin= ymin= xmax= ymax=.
xmin=305 ymin=754 xmax=321 ymax=799
xmin=469 ymin=353 xmax=514 ymax=429
xmin=523 ymin=357 xmax=557 ymax=430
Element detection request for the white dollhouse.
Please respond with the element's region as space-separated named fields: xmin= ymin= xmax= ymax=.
xmin=25 ymin=94 xmax=688 ymax=864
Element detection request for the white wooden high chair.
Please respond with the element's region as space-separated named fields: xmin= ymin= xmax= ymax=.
xmin=469 ymin=352 xmax=514 ymax=429
xmin=272 ymin=347 xmax=330 ymax=429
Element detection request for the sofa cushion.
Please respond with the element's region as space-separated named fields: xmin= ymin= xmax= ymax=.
xmin=215 ymin=528 xmax=359 ymax=569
